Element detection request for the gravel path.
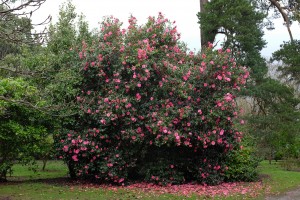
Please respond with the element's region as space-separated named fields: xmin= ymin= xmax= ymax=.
xmin=266 ymin=187 xmax=300 ymax=200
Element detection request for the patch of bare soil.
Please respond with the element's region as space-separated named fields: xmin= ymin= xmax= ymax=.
xmin=0 ymin=197 xmax=12 ymax=200
xmin=266 ymin=187 xmax=300 ymax=200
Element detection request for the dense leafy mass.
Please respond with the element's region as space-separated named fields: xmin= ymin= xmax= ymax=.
xmin=56 ymin=14 xmax=249 ymax=185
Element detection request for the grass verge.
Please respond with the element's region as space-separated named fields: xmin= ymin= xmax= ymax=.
xmin=258 ymin=160 xmax=300 ymax=195
xmin=0 ymin=160 xmax=299 ymax=199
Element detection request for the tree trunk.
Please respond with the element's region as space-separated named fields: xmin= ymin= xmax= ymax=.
xmin=42 ymin=159 xmax=47 ymax=171
xmin=200 ymin=0 xmax=209 ymax=47
xmin=68 ymin=161 xmax=77 ymax=179
xmin=269 ymin=0 xmax=294 ymax=42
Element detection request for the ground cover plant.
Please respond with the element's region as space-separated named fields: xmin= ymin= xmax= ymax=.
xmin=55 ymin=13 xmax=252 ymax=186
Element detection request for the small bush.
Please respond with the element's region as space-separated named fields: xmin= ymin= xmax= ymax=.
xmin=224 ymin=146 xmax=260 ymax=182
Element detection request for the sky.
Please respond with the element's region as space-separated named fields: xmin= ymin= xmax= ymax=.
xmin=31 ymin=0 xmax=300 ymax=58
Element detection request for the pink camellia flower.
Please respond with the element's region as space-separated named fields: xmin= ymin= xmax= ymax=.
xmin=220 ymin=129 xmax=224 ymax=136
xmin=72 ymin=155 xmax=78 ymax=162
xmin=217 ymin=75 xmax=222 ymax=80
xmin=100 ymin=119 xmax=106 ymax=125
xmin=225 ymin=77 xmax=231 ymax=82
xmin=107 ymin=163 xmax=113 ymax=167
xmin=133 ymin=73 xmax=137 ymax=79
xmin=119 ymin=46 xmax=125 ymax=52
xmin=114 ymin=79 xmax=121 ymax=83
xmin=211 ymin=141 xmax=216 ymax=145
xmin=136 ymin=93 xmax=141 ymax=100
xmin=217 ymin=138 xmax=223 ymax=144
xmin=224 ymin=93 xmax=233 ymax=102
xmin=63 ymin=145 xmax=68 ymax=152
xmin=125 ymin=103 xmax=132 ymax=108
xmin=137 ymin=49 xmax=147 ymax=60
xmin=79 ymin=52 xmax=83 ymax=59
xmin=217 ymin=101 xmax=223 ymax=107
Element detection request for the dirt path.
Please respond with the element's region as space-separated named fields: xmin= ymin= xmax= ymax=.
xmin=266 ymin=187 xmax=300 ymax=200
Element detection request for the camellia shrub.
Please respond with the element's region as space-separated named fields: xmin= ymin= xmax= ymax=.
xmin=55 ymin=13 xmax=249 ymax=185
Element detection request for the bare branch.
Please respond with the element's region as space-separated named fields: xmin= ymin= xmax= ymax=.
xmin=0 ymin=95 xmax=78 ymax=117
xmin=0 ymin=0 xmax=51 ymax=45
xmin=0 ymin=0 xmax=46 ymax=15
xmin=269 ymin=0 xmax=294 ymax=41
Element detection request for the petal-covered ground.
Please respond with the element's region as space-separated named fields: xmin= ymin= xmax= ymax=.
xmin=76 ymin=181 xmax=272 ymax=198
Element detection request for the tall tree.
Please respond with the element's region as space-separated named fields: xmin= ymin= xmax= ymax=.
xmin=197 ymin=0 xmax=300 ymax=163
xmin=254 ymin=0 xmax=300 ymax=42
xmin=199 ymin=0 xmax=209 ymax=47
xmin=271 ymin=40 xmax=300 ymax=85
xmin=197 ymin=0 xmax=267 ymax=80
xmin=0 ymin=0 xmax=50 ymax=103
xmin=0 ymin=0 xmax=54 ymax=181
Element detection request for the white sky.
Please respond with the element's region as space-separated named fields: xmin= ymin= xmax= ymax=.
xmin=31 ymin=0 xmax=300 ymax=58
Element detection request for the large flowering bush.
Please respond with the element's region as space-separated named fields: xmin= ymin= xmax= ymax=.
xmin=55 ymin=13 xmax=249 ymax=185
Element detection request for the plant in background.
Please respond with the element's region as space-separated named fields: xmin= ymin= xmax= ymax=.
xmin=0 ymin=78 xmax=51 ymax=181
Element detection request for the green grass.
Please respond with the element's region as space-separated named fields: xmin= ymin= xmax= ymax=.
xmin=0 ymin=161 xmax=190 ymax=200
xmin=8 ymin=160 xmax=68 ymax=180
xmin=258 ymin=160 xmax=300 ymax=194
xmin=0 ymin=160 xmax=299 ymax=199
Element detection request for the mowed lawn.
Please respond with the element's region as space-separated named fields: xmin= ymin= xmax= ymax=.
xmin=0 ymin=160 xmax=299 ymax=200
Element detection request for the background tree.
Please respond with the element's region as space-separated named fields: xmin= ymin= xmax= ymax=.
xmin=0 ymin=77 xmax=53 ymax=181
xmin=197 ymin=0 xmax=267 ymax=80
xmin=198 ymin=0 xmax=300 ymax=165
xmin=0 ymin=0 xmax=50 ymax=106
xmin=0 ymin=0 xmax=55 ymax=181
xmin=271 ymin=40 xmax=300 ymax=86
xmin=199 ymin=0 xmax=208 ymax=47
xmin=253 ymin=0 xmax=300 ymax=42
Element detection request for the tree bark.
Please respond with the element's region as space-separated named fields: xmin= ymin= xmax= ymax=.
xmin=200 ymin=0 xmax=209 ymax=47
xmin=269 ymin=0 xmax=294 ymax=42
xmin=68 ymin=161 xmax=77 ymax=179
